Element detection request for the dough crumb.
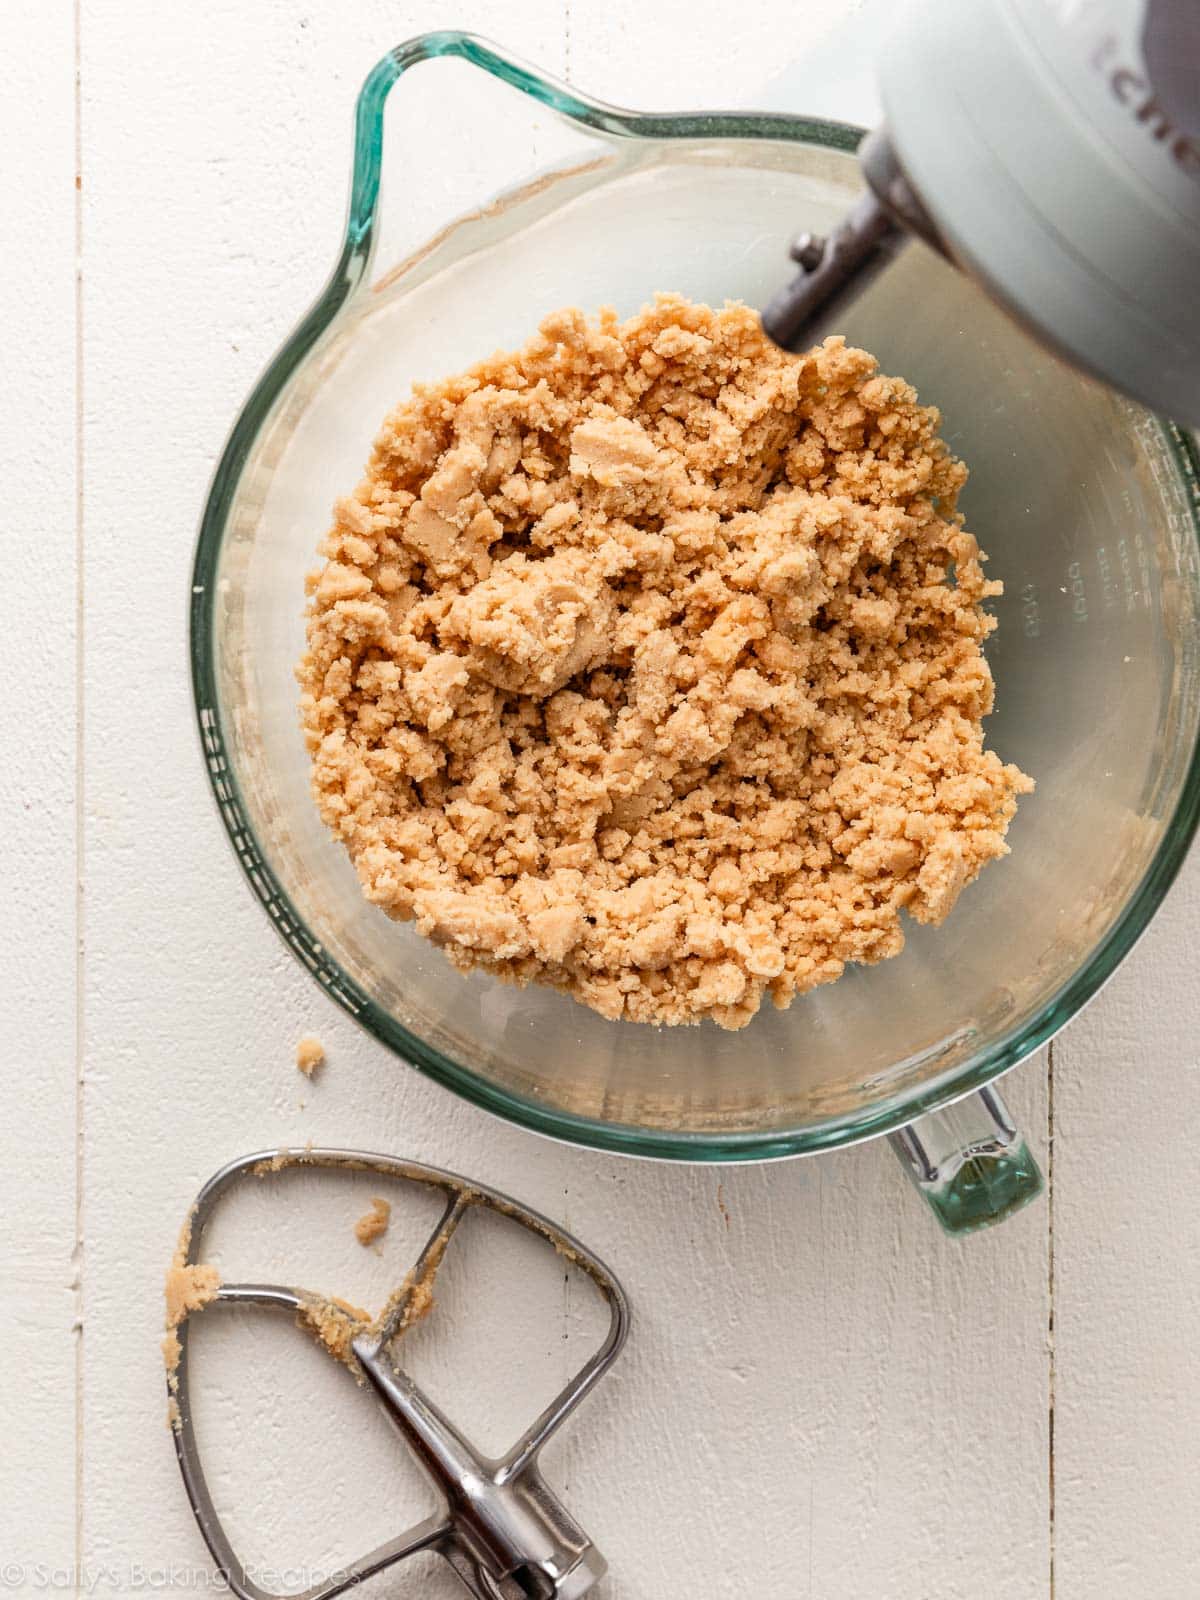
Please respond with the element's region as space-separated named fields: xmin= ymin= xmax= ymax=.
xmin=354 ymin=1196 xmax=392 ymax=1246
xmin=295 ymin=1263 xmax=437 ymax=1376
xmin=164 ymin=1260 xmax=221 ymax=1329
xmin=296 ymin=1292 xmax=373 ymax=1365
xmin=299 ymin=295 xmax=1032 ymax=1029
xmin=295 ymin=1034 xmax=325 ymax=1077
xmin=162 ymin=1218 xmax=221 ymax=1428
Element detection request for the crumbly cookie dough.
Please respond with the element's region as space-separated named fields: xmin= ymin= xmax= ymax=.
xmin=354 ymin=1196 xmax=392 ymax=1246
xmin=296 ymin=1291 xmax=373 ymax=1365
xmin=299 ymin=295 xmax=1031 ymax=1028
xmin=297 ymin=1248 xmax=440 ymax=1374
xmin=163 ymin=1219 xmax=221 ymax=1427
xmin=295 ymin=1034 xmax=325 ymax=1077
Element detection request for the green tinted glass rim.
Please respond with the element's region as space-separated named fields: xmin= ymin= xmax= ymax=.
xmin=190 ymin=32 xmax=1200 ymax=1162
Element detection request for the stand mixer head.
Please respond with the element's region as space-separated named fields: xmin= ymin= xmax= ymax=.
xmin=763 ymin=0 xmax=1200 ymax=426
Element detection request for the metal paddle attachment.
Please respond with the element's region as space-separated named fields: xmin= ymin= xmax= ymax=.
xmin=169 ymin=1148 xmax=630 ymax=1600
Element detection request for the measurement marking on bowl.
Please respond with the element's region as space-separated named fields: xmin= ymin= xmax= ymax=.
xmin=197 ymin=705 xmax=364 ymax=1016
xmin=1096 ymin=545 xmax=1120 ymax=612
xmin=1067 ymin=560 xmax=1089 ymax=623
xmin=1020 ymin=582 xmax=1041 ymax=637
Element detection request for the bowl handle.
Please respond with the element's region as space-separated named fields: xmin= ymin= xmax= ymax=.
xmin=887 ymin=1084 xmax=1043 ymax=1235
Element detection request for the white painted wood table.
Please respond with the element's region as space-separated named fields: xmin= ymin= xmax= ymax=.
xmin=5 ymin=1 xmax=1200 ymax=1596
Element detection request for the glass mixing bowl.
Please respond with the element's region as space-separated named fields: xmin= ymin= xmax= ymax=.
xmin=191 ymin=34 xmax=1200 ymax=1232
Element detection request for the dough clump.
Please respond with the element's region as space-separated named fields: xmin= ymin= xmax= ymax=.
xmin=162 ymin=1220 xmax=221 ymax=1427
xmin=298 ymin=295 xmax=1031 ymax=1028
xmin=295 ymin=1033 xmax=325 ymax=1076
xmin=354 ymin=1196 xmax=392 ymax=1247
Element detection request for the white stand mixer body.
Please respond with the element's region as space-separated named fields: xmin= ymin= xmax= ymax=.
xmin=880 ymin=0 xmax=1200 ymax=420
